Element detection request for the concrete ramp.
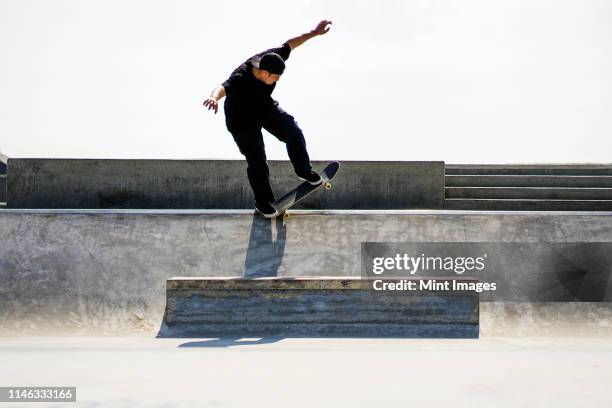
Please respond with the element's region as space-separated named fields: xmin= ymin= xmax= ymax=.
xmin=1 ymin=209 xmax=612 ymax=336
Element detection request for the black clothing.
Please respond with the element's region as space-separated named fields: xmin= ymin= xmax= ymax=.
xmin=222 ymin=42 xmax=313 ymax=207
xmin=222 ymin=42 xmax=291 ymax=132
xmin=230 ymin=103 xmax=312 ymax=206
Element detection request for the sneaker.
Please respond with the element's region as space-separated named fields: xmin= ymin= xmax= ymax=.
xmin=299 ymin=171 xmax=323 ymax=185
xmin=255 ymin=202 xmax=280 ymax=218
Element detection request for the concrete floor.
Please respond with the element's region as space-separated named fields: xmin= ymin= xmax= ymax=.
xmin=1 ymin=336 xmax=611 ymax=408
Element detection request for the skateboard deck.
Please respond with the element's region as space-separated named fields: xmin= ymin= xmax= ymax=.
xmin=272 ymin=161 xmax=340 ymax=216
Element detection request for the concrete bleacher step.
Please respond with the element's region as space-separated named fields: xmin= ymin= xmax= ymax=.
xmin=445 ymin=199 xmax=612 ymax=211
xmin=446 ymin=164 xmax=612 ymax=176
xmin=158 ymin=277 xmax=479 ymax=338
xmin=446 ymin=187 xmax=612 ymax=200
xmin=445 ymin=165 xmax=612 ymax=211
xmin=446 ymin=175 xmax=612 ymax=188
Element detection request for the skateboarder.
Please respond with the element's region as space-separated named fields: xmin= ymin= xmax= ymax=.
xmin=203 ymin=20 xmax=333 ymax=218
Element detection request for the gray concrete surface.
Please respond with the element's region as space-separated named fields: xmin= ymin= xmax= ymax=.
xmin=481 ymin=302 xmax=612 ymax=337
xmin=160 ymin=277 xmax=479 ymax=338
xmin=1 ymin=209 xmax=612 ymax=335
xmin=0 ymin=336 xmax=611 ymax=408
xmin=6 ymin=159 xmax=444 ymax=209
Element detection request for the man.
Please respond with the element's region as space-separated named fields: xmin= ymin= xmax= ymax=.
xmin=203 ymin=20 xmax=333 ymax=218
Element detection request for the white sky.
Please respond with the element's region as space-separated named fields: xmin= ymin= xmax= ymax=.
xmin=0 ymin=0 xmax=611 ymax=163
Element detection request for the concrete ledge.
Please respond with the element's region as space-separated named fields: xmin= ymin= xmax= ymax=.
xmin=6 ymin=159 xmax=444 ymax=209
xmin=159 ymin=277 xmax=479 ymax=338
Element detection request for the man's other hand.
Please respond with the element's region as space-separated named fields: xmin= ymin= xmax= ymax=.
xmin=203 ymin=97 xmax=219 ymax=114
xmin=312 ymin=20 xmax=332 ymax=36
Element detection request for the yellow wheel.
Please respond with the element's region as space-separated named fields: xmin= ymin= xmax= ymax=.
xmin=324 ymin=182 xmax=332 ymax=190
xmin=283 ymin=212 xmax=290 ymax=219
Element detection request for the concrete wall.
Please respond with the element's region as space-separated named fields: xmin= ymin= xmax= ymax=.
xmin=1 ymin=209 xmax=611 ymax=335
xmin=0 ymin=153 xmax=5 ymax=203
xmin=0 ymin=153 xmax=6 ymax=173
xmin=6 ymin=159 xmax=445 ymax=209
xmin=0 ymin=175 xmax=5 ymax=203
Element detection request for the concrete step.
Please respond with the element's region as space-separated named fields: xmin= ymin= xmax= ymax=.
xmin=446 ymin=164 xmax=612 ymax=175
xmin=159 ymin=277 xmax=479 ymax=338
xmin=446 ymin=175 xmax=612 ymax=188
xmin=446 ymin=187 xmax=612 ymax=200
xmin=445 ymin=199 xmax=612 ymax=211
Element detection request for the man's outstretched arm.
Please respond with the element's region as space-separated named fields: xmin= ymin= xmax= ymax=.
xmin=203 ymin=85 xmax=225 ymax=114
xmin=286 ymin=20 xmax=332 ymax=50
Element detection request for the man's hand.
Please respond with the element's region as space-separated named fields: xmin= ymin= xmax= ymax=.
xmin=312 ymin=20 xmax=332 ymax=36
xmin=203 ymin=86 xmax=226 ymax=114
xmin=203 ymin=96 xmax=219 ymax=114
xmin=287 ymin=20 xmax=333 ymax=50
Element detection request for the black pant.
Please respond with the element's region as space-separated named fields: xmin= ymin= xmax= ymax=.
xmin=230 ymin=104 xmax=313 ymax=206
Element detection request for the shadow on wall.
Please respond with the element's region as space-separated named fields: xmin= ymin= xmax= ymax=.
xmin=156 ymin=214 xmax=289 ymax=339
xmin=244 ymin=214 xmax=287 ymax=278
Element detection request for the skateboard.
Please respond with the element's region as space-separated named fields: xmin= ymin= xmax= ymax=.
xmin=272 ymin=161 xmax=340 ymax=218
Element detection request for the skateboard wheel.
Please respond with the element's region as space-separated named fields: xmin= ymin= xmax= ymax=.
xmin=283 ymin=212 xmax=290 ymax=219
xmin=324 ymin=182 xmax=332 ymax=190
